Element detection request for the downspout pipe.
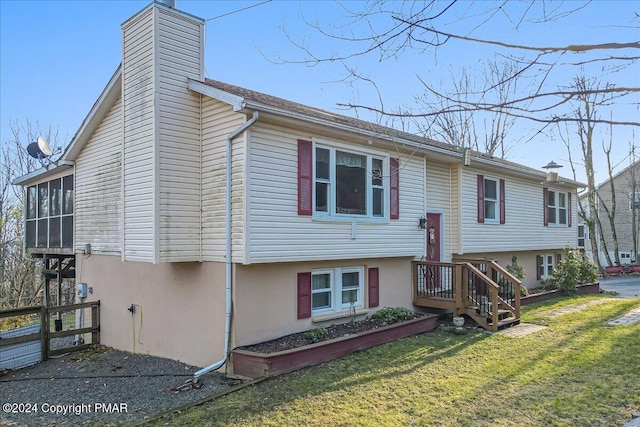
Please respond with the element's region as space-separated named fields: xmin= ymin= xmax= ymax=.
xmin=194 ymin=111 xmax=259 ymax=378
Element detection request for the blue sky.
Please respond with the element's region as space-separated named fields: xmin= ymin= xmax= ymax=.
xmin=1 ymin=0 xmax=638 ymax=184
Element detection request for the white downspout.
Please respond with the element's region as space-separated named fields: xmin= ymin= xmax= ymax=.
xmin=194 ymin=111 xmax=259 ymax=378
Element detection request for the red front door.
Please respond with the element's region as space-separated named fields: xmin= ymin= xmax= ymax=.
xmin=425 ymin=213 xmax=441 ymax=289
xmin=426 ymin=213 xmax=441 ymax=262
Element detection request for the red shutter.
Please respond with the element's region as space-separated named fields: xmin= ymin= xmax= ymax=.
xmin=297 ymin=272 xmax=312 ymax=319
xmin=297 ymin=139 xmax=313 ymax=216
xmin=390 ymin=158 xmax=399 ymax=219
xmin=536 ymin=255 xmax=543 ymax=280
xmin=500 ymin=179 xmax=506 ymax=225
xmin=543 ymin=187 xmax=549 ymax=227
xmin=368 ymin=267 xmax=379 ymax=308
xmin=477 ymin=174 xmax=485 ymax=223
xmin=568 ymin=192 xmax=572 ymax=227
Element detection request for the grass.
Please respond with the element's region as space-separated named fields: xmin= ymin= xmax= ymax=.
xmin=150 ymin=295 xmax=640 ymax=427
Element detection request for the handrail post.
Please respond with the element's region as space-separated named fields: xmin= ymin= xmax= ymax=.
xmin=490 ymin=288 xmax=499 ymax=332
xmin=454 ymin=264 xmax=463 ymax=312
xmin=412 ymin=261 xmax=417 ymax=304
xmin=461 ymin=263 xmax=470 ymax=309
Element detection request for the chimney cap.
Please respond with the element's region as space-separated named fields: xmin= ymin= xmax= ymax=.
xmin=542 ymin=160 xmax=563 ymax=170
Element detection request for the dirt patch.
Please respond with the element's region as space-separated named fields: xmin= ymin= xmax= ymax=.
xmin=241 ymin=312 xmax=425 ymax=354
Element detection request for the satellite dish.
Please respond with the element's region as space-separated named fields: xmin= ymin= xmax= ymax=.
xmin=27 ymin=142 xmax=42 ymax=159
xmin=26 ymin=136 xmax=53 ymax=160
xmin=37 ymin=136 xmax=52 ymax=156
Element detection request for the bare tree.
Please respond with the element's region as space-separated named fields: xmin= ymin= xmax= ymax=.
xmin=597 ymin=122 xmax=620 ymax=265
xmin=628 ymin=145 xmax=640 ymax=262
xmin=562 ymin=76 xmax=616 ymax=272
xmin=282 ymin=1 xmax=639 ymax=128
xmin=416 ymin=60 xmax=523 ymax=157
xmin=0 ymin=119 xmax=59 ymax=308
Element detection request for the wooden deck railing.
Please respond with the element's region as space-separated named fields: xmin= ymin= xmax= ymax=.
xmin=412 ymin=260 xmax=521 ymax=331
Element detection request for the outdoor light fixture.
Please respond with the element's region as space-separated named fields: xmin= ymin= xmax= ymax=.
xmin=541 ymin=160 xmax=563 ymax=184
xmin=419 ymin=216 xmax=427 ymax=229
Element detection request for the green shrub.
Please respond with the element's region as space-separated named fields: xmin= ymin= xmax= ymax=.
xmin=505 ymin=262 xmax=528 ymax=297
xmin=305 ymin=327 xmax=328 ymax=343
xmin=370 ymin=307 xmax=413 ymax=325
xmin=545 ymin=248 xmax=598 ymax=294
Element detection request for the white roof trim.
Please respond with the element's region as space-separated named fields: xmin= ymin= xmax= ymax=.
xmin=12 ymin=161 xmax=74 ymax=186
xmin=62 ymin=66 xmax=122 ymax=161
xmin=187 ymin=79 xmax=245 ymax=111
xmin=13 ymin=66 xmax=122 ymax=187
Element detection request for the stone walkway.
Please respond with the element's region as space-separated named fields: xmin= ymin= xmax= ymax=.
xmin=498 ymin=298 xmax=636 ymax=338
xmin=607 ymin=307 xmax=640 ymax=327
xmin=497 ymin=323 xmax=547 ymax=338
xmin=536 ymin=298 xmax=618 ymax=318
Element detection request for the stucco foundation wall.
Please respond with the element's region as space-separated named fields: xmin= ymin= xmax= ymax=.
xmin=233 ymin=257 xmax=415 ymax=347
xmin=79 ymin=255 xmax=226 ymax=367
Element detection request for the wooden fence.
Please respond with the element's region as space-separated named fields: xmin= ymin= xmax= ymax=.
xmin=0 ymin=301 xmax=100 ymax=369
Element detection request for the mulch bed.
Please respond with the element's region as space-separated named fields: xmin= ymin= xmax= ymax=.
xmin=240 ymin=312 xmax=424 ymax=354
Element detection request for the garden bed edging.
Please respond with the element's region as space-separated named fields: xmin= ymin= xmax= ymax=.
xmin=231 ymin=313 xmax=439 ymax=378
xmin=521 ymin=282 xmax=600 ymax=305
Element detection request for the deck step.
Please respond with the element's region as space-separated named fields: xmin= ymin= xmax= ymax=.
xmin=493 ymin=318 xmax=520 ymax=330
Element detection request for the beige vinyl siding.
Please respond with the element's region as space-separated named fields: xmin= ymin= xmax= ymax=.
xmin=75 ymin=96 xmax=123 ymax=254
xmin=156 ymin=9 xmax=203 ymax=262
xmin=459 ymin=166 xmax=577 ymax=253
xmin=247 ymin=123 xmax=425 ymax=263
xmin=201 ymin=98 xmax=246 ymax=262
xmin=122 ymin=7 xmax=156 ymax=262
xmin=425 ymin=161 xmax=457 ymax=261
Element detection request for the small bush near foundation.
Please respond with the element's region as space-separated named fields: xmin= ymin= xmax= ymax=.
xmin=370 ymin=307 xmax=413 ymax=325
xmin=545 ymin=249 xmax=599 ymax=294
xmin=505 ymin=263 xmax=528 ymax=297
xmin=305 ymin=327 xmax=328 ymax=343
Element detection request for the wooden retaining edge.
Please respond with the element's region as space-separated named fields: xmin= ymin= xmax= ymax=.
xmin=521 ymin=283 xmax=601 ymax=306
xmin=232 ymin=314 xmax=440 ymax=379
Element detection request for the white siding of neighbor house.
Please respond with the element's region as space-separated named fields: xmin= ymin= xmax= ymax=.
xmin=425 ymin=161 xmax=458 ymax=261
xmin=200 ymin=98 xmax=246 ymax=262
xmin=246 ymin=122 xmax=425 ymax=263
xmin=459 ymin=166 xmax=578 ymax=254
xmin=156 ymin=9 xmax=203 ymax=262
xmin=122 ymin=7 xmax=156 ymax=263
xmin=75 ymin=96 xmax=123 ymax=255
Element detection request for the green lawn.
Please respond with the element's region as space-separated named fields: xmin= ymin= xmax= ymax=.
xmin=151 ymin=296 xmax=640 ymax=427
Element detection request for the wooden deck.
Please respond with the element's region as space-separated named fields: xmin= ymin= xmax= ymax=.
xmin=412 ymin=260 xmax=521 ymax=332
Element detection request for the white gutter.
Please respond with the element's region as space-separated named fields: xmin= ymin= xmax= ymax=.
xmin=194 ymin=111 xmax=259 ymax=378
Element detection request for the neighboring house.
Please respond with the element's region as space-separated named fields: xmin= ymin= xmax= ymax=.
xmin=579 ymin=160 xmax=640 ymax=266
xmin=13 ymin=2 xmax=582 ymax=369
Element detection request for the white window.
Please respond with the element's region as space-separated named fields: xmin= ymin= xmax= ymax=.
xmin=311 ymin=267 xmax=364 ymax=313
xmin=540 ymin=254 xmax=556 ymax=278
xmin=547 ymin=190 xmax=568 ymax=226
xmin=314 ymin=144 xmax=387 ymax=220
xmin=577 ymin=224 xmax=586 ymax=248
xmin=629 ymin=192 xmax=640 ymax=210
xmin=484 ymin=177 xmax=499 ymax=223
xmin=25 ymin=175 xmax=74 ymax=249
